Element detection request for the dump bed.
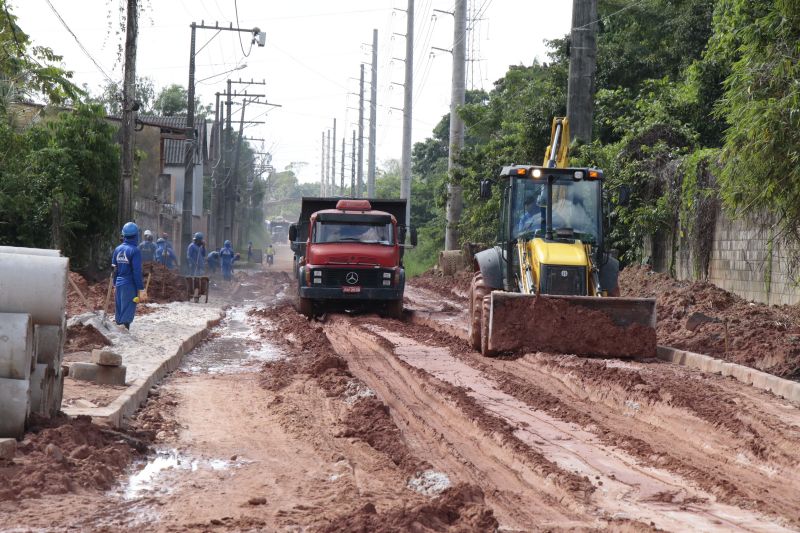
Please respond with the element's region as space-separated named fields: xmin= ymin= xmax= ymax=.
xmin=290 ymin=197 xmax=408 ymax=258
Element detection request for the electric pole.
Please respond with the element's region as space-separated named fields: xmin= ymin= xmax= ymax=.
xmin=367 ymin=28 xmax=378 ymax=197
xmin=351 ymin=130 xmax=356 ymax=197
xmin=209 ymin=91 xmax=221 ymax=249
xmin=326 ymin=129 xmax=331 ymax=195
xmin=357 ymin=63 xmax=365 ymax=198
xmin=567 ymin=0 xmax=598 ymax=144
xmin=228 ymin=99 xmax=247 ymax=244
xmin=119 ymin=0 xmax=138 ymax=229
xmin=340 ymin=134 xmax=345 ymax=193
xmin=331 ymin=118 xmax=337 ymax=196
xmin=400 ymin=0 xmax=414 ymax=226
xmin=445 ymin=0 xmax=466 ymax=251
xmin=320 ymin=131 xmax=325 ymax=196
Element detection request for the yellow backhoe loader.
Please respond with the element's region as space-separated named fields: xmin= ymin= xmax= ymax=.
xmin=470 ymin=118 xmax=657 ymax=358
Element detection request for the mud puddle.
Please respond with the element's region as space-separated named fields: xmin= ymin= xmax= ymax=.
xmin=185 ymin=305 xmax=284 ymax=374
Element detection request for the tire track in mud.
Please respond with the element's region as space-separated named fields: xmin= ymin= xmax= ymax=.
xmin=326 ymin=315 xmax=798 ymax=532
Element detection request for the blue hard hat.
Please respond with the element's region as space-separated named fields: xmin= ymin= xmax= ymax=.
xmin=156 ymin=237 xmax=165 ymax=244
xmin=121 ymin=222 xmax=139 ymax=237
xmin=224 ymin=240 xmax=231 ymax=247
xmin=194 ymin=232 xmax=204 ymax=240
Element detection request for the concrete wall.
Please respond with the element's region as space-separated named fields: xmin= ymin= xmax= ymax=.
xmin=645 ymin=210 xmax=799 ymax=306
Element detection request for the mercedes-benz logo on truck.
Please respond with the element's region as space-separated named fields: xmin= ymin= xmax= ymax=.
xmin=345 ymin=272 xmax=359 ymax=285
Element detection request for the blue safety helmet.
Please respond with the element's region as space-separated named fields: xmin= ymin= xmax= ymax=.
xmin=194 ymin=232 xmax=204 ymax=241
xmin=224 ymin=240 xmax=231 ymax=247
xmin=121 ymin=222 xmax=138 ymax=237
xmin=156 ymin=237 xmax=165 ymax=244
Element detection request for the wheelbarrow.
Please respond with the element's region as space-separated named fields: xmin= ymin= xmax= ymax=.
xmin=185 ymin=276 xmax=209 ymax=303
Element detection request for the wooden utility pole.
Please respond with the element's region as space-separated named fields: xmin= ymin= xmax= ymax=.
xmin=400 ymin=0 xmax=414 ymax=226
xmin=367 ymin=28 xmax=378 ymax=197
xmin=445 ymin=0 xmax=466 ymax=251
xmin=567 ymin=0 xmax=598 ymax=144
xmin=119 ymin=0 xmax=138 ymax=228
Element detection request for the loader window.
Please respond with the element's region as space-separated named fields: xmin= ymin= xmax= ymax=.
xmin=313 ymin=221 xmax=394 ymax=245
xmin=512 ymin=178 xmax=601 ymax=244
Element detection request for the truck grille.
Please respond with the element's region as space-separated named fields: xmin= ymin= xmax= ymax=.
xmin=320 ymin=268 xmax=385 ymax=287
xmin=540 ymin=265 xmax=586 ymax=295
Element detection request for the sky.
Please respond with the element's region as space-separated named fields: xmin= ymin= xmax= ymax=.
xmin=12 ymin=0 xmax=572 ymax=184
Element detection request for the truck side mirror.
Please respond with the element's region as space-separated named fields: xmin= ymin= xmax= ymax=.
xmin=479 ymin=179 xmax=492 ymax=199
xmin=410 ymin=227 xmax=418 ymax=247
xmin=618 ymin=184 xmax=631 ymax=207
xmin=288 ymin=224 xmax=298 ymax=242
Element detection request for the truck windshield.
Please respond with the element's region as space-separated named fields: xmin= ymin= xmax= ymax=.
xmin=512 ymin=178 xmax=601 ymax=244
xmin=313 ymin=221 xmax=394 ymax=245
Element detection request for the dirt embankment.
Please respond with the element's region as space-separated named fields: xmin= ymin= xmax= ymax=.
xmin=411 ymin=270 xmax=473 ymax=300
xmin=620 ymin=265 xmax=800 ymax=379
xmin=0 ymin=416 xmax=147 ymax=502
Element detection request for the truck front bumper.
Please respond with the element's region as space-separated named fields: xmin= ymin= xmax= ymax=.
xmin=299 ymin=286 xmax=403 ymax=301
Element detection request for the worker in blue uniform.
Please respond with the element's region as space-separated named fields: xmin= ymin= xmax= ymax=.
xmin=155 ymin=237 xmax=177 ymax=269
xmin=219 ymin=240 xmax=237 ymax=281
xmin=111 ymin=222 xmax=145 ymax=329
xmin=186 ymin=232 xmax=206 ymax=276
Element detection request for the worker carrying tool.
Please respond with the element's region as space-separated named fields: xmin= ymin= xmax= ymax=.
xmin=138 ymin=230 xmax=157 ymax=263
xmin=219 ymin=240 xmax=238 ymax=281
xmin=186 ymin=232 xmax=206 ymax=276
xmin=111 ymin=221 xmax=146 ymax=330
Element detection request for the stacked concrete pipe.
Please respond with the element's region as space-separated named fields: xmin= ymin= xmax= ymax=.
xmin=0 ymin=248 xmax=68 ymax=438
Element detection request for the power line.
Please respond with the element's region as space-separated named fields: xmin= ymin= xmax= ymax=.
xmin=233 ymin=0 xmax=253 ymax=58
xmin=44 ymin=0 xmax=115 ymax=83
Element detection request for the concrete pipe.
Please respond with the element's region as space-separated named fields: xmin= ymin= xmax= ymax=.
xmin=34 ymin=325 xmax=63 ymax=369
xmin=0 ymin=313 xmax=33 ymax=380
xmin=29 ymin=363 xmax=47 ymax=416
xmin=0 ymin=246 xmax=61 ymax=257
xmin=0 ymin=253 xmax=68 ymax=325
xmin=0 ymin=377 xmax=30 ymax=439
xmin=50 ymin=366 xmax=64 ymax=418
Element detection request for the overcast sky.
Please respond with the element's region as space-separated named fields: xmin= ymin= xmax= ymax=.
xmin=13 ymin=0 xmax=572 ymax=184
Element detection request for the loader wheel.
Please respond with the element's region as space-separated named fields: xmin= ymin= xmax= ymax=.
xmin=469 ymin=272 xmax=490 ymax=350
xmin=480 ymin=295 xmax=496 ymax=357
xmin=298 ymin=297 xmax=314 ymax=318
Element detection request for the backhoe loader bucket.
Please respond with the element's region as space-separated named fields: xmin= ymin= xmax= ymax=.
xmin=483 ymin=292 xmax=657 ymax=358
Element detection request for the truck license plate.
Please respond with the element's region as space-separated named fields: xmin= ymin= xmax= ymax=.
xmin=342 ymin=286 xmax=361 ymax=293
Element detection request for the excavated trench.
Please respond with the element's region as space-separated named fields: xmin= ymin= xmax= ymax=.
xmin=324 ymin=314 xmax=800 ymax=531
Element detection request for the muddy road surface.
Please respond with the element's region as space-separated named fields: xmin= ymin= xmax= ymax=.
xmin=2 ymin=265 xmax=799 ymax=532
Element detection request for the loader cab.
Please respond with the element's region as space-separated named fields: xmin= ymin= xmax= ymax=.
xmin=497 ymin=165 xmax=605 ymax=290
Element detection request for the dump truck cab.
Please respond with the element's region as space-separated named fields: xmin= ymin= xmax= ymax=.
xmin=291 ymin=198 xmax=412 ymax=318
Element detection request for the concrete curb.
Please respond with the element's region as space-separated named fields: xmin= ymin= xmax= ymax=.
xmin=657 ymin=346 xmax=800 ymax=404
xmin=63 ymin=314 xmax=224 ymax=427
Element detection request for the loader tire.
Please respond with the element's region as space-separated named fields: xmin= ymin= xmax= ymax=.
xmin=469 ymin=272 xmax=490 ymax=350
xmin=480 ymin=295 xmax=496 ymax=357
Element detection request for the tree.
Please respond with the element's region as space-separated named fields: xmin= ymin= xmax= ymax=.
xmin=153 ymin=83 xmax=188 ymax=116
xmin=92 ymin=76 xmax=155 ymax=115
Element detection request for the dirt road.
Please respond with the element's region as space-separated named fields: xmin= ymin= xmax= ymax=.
xmin=2 ymin=266 xmax=799 ymax=532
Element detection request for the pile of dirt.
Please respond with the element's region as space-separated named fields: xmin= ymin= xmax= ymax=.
xmin=64 ymin=323 xmax=111 ymax=354
xmin=143 ymin=262 xmax=187 ymax=303
xmin=66 ymin=272 xmax=114 ymax=317
xmin=318 ymin=483 xmax=498 ymax=533
xmin=411 ymin=270 xmax=473 ymax=300
xmin=0 ymin=416 xmax=145 ymax=501
xmin=620 ymin=266 xmax=800 ymax=379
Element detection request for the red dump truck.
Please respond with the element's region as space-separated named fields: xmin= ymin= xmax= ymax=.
xmin=289 ymin=197 xmax=415 ymax=318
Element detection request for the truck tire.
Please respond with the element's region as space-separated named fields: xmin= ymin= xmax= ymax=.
xmin=298 ymin=297 xmax=314 ymax=318
xmin=469 ymin=272 xmax=489 ymax=350
xmin=384 ymin=299 xmax=404 ymax=319
xmin=480 ymin=295 xmax=496 ymax=357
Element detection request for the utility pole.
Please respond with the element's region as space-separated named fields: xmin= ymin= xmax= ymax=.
xmin=331 ymin=118 xmax=337 ymax=196
xmin=567 ymin=0 xmax=598 ymax=144
xmin=367 ymin=28 xmax=378 ymax=197
xmin=182 ymin=22 xmax=265 ymax=267
xmin=340 ymin=134 xmax=345 ymax=193
xmin=400 ymin=0 xmax=414 ymax=226
xmin=228 ymin=99 xmax=247 ymax=244
xmin=357 ymin=63 xmax=365 ymax=198
xmin=320 ymin=131 xmax=325 ymax=196
xmin=209 ymin=91 xmax=221 ymax=249
xmin=445 ymin=0 xmax=466 ymax=250
xmin=351 ymin=130 xmax=356 ymax=197
xmin=326 ymin=129 xmax=331 ymax=196
xmin=119 ymin=0 xmax=138 ymax=228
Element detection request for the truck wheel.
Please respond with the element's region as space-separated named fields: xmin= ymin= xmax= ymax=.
xmin=298 ymin=297 xmax=314 ymax=318
xmin=385 ymin=299 xmax=404 ymax=319
xmin=480 ymin=295 xmax=496 ymax=357
xmin=469 ymin=272 xmax=489 ymax=350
